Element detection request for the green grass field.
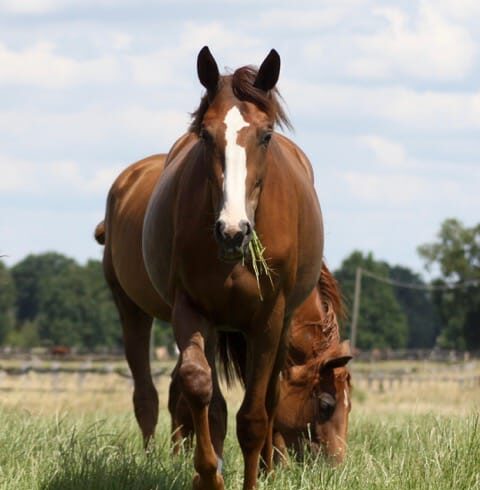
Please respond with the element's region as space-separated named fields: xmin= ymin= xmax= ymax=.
xmin=0 ymin=362 xmax=479 ymax=489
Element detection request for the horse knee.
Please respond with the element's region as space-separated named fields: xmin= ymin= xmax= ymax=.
xmin=179 ymin=358 xmax=212 ymax=408
xmin=236 ymin=408 xmax=269 ymax=453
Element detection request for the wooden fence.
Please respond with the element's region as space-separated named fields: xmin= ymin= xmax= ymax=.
xmin=1 ymin=361 xmax=479 ymax=394
xmin=353 ymin=372 xmax=480 ymax=392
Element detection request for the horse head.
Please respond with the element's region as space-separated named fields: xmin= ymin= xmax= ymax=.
xmin=193 ymin=46 xmax=287 ymax=262
xmin=281 ymin=339 xmax=353 ymax=464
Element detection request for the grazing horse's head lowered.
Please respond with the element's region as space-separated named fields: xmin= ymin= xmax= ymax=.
xmin=280 ymin=340 xmax=352 ymax=463
xmin=274 ymin=265 xmax=353 ymax=464
xmin=192 ymin=47 xmax=291 ymax=262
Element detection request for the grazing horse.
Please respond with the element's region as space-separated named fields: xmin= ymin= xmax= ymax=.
xmin=168 ymin=264 xmax=352 ymax=465
xmin=96 ymin=47 xmax=323 ymax=490
xmin=273 ymin=264 xmax=352 ymax=464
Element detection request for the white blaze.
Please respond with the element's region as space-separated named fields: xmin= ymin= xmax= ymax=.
xmin=219 ymin=106 xmax=249 ymax=229
xmin=344 ymin=388 xmax=349 ymax=408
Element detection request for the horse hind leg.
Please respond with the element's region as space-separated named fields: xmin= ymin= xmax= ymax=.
xmin=110 ymin=281 xmax=158 ymax=447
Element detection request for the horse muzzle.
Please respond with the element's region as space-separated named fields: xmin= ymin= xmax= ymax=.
xmin=214 ymin=219 xmax=252 ymax=262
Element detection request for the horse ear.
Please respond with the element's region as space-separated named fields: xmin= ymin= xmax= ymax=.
xmin=253 ymin=49 xmax=281 ymax=92
xmin=322 ymin=341 xmax=353 ymax=370
xmin=197 ymin=46 xmax=219 ymax=93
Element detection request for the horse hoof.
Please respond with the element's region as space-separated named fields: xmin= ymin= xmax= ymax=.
xmin=192 ymin=472 xmax=225 ymax=490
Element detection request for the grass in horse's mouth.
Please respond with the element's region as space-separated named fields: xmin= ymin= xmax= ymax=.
xmin=246 ymin=230 xmax=274 ymax=301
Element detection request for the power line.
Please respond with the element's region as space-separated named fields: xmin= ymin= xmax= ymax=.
xmin=349 ymin=267 xmax=479 ymax=350
xmin=360 ymin=268 xmax=480 ymax=291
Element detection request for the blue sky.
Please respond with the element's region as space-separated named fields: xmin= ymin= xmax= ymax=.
xmin=1 ymin=0 xmax=479 ymax=275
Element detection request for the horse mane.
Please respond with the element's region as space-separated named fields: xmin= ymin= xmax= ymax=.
xmin=189 ymin=65 xmax=292 ymax=135
xmin=284 ymin=262 xmax=347 ymax=390
xmin=313 ymin=262 xmax=345 ymax=353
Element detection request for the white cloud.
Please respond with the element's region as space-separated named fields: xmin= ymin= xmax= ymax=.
xmin=358 ymin=135 xmax=407 ymax=168
xmin=256 ymin=5 xmax=351 ymax=30
xmin=0 ymin=104 xmax=189 ymax=151
xmin=0 ymin=0 xmax=57 ymax=14
xmin=49 ymin=160 xmax=125 ymax=194
xmin=283 ymin=80 xmax=480 ymax=131
xmin=0 ymin=154 xmax=124 ymax=195
xmin=341 ymin=171 xmax=425 ymax=205
xmin=347 ymin=4 xmax=477 ymax=81
xmin=0 ymin=42 xmax=120 ymax=88
xmin=0 ymin=155 xmax=37 ymax=191
xmin=432 ymin=0 xmax=480 ymax=21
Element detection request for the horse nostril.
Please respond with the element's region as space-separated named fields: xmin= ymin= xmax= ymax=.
xmin=215 ymin=220 xmax=226 ymax=241
xmin=240 ymin=220 xmax=252 ymax=238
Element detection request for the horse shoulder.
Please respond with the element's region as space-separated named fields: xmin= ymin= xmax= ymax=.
xmin=267 ymin=136 xmax=323 ymax=305
xmin=143 ymin=139 xmax=199 ymax=306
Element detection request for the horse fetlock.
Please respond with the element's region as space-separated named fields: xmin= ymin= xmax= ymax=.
xmin=179 ymin=359 xmax=213 ymax=407
xmin=192 ymin=472 xmax=224 ymax=490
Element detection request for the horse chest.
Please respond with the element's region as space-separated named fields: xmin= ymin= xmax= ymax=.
xmin=181 ymin=264 xmax=265 ymax=326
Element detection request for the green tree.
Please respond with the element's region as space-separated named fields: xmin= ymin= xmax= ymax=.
xmin=37 ymin=259 xmax=121 ymax=349
xmin=334 ymin=251 xmax=409 ymax=349
xmin=9 ymin=253 xmax=121 ymax=349
xmin=387 ymin=265 xmax=439 ymax=348
xmin=0 ymin=260 xmax=16 ymax=343
xmin=418 ymin=218 xmax=480 ymax=350
xmin=78 ymin=260 xmax=122 ymax=349
xmin=11 ymin=253 xmax=76 ymax=324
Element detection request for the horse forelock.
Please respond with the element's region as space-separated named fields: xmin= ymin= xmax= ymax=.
xmin=189 ymin=66 xmax=291 ymax=135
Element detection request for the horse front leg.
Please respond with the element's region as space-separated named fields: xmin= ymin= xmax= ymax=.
xmin=173 ymin=291 xmax=224 ymax=490
xmin=237 ymin=295 xmax=286 ymax=490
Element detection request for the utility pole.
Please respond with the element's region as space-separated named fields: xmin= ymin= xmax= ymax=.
xmin=351 ymin=267 xmax=362 ymax=351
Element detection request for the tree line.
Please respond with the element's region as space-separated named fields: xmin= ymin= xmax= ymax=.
xmin=0 ymin=218 xmax=478 ymax=351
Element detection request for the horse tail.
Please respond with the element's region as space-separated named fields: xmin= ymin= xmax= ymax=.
xmin=217 ymin=331 xmax=246 ymax=387
xmin=94 ymin=220 xmax=106 ymax=245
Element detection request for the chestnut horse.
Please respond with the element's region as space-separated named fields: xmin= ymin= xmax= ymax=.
xmin=273 ymin=264 xmax=352 ymax=464
xmin=169 ymin=264 xmax=352 ymax=465
xmin=96 ymin=47 xmax=323 ymax=490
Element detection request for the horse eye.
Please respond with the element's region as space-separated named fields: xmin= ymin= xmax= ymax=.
xmin=255 ymin=178 xmax=263 ymax=188
xmin=318 ymin=392 xmax=336 ymax=419
xmin=260 ymin=131 xmax=272 ymax=146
